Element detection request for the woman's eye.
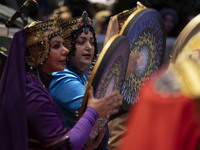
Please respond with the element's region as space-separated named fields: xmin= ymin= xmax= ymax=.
xmin=90 ymin=41 xmax=94 ymax=46
xmin=52 ymin=44 xmax=60 ymax=49
xmin=77 ymin=41 xmax=84 ymax=45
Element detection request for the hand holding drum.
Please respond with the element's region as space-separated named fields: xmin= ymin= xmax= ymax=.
xmin=87 ymin=86 xmax=123 ymax=117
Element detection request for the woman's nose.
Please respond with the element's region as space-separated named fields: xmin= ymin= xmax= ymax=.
xmin=85 ymin=41 xmax=92 ymax=49
xmin=62 ymin=45 xmax=69 ymax=55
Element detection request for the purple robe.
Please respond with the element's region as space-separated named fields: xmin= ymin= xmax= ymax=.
xmin=0 ymin=29 xmax=99 ymax=150
xmin=0 ymin=30 xmax=28 ymax=150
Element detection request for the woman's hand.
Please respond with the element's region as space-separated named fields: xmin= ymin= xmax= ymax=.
xmin=87 ymin=86 xmax=123 ymax=118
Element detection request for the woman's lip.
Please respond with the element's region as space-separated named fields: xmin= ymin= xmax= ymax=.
xmin=83 ymin=53 xmax=91 ymax=56
xmin=60 ymin=60 xmax=66 ymax=65
xmin=83 ymin=55 xmax=91 ymax=59
xmin=83 ymin=53 xmax=91 ymax=57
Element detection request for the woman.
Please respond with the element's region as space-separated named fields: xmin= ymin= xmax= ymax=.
xmin=49 ymin=11 xmax=112 ymax=149
xmin=0 ymin=16 xmax=122 ymax=150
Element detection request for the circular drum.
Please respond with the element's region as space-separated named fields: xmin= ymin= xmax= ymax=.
xmin=119 ymin=5 xmax=166 ymax=111
xmin=79 ymin=34 xmax=130 ymax=138
xmin=170 ymin=14 xmax=200 ymax=64
xmin=0 ymin=36 xmax=12 ymax=78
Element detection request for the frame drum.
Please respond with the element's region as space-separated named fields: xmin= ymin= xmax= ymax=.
xmin=119 ymin=4 xmax=166 ymax=111
xmin=79 ymin=34 xmax=130 ymax=138
xmin=170 ymin=14 xmax=200 ymax=64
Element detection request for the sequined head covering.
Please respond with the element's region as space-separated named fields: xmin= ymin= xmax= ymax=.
xmin=24 ymin=16 xmax=62 ymax=72
xmin=61 ymin=11 xmax=98 ymax=60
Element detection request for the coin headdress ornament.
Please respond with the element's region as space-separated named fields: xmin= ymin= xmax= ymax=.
xmin=61 ymin=11 xmax=98 ymax=62
xmin=24 ymin=13 xmax=62 ymax=73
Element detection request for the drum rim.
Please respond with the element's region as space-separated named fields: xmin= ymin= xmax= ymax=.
xmin=170 ymin=14 xmax=200 ymax=63
xmin=78 ymin=34 xmax=130 ymax=117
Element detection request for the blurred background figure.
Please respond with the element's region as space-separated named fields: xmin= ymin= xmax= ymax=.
xmin=92 ymin=8 xmax=112 ymax=54
xmin=58 ymin=6 xmax=72 ymax=20
xmin=93 ymin=10 xmax=111 ymax=35
xmin=160 ymin=8 xmax=179 ymax=37
xmin=50 ymin=6 xmax=72 ymax=21
xmin=88 ymin=1 xmax=114 ymax=53
xmin=160 ymin=8 xmax=179 ymax=65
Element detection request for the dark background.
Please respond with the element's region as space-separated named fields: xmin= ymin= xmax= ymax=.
xmin=113 ymin=0 xmax=200 ymax=34
xmin=0 ymin=0 xmax=199 ymax=35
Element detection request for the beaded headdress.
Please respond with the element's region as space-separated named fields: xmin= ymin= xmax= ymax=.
xmin=25 ymin=15 xmax=62 ymax=71
xmin=61 ymin=11 xmax=98 ymax=60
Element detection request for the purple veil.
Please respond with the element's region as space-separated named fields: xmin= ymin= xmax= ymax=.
xmin=0 ymin=30 xmax=28 ymax=150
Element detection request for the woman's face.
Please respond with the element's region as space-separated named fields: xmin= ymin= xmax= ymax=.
xmin=69 ymin=30 xmax=95 ymax=71
xmin=164 ymin=13 xmax=175 ymax=33
xmin=41 ymin=35 xmax=69 ymax=75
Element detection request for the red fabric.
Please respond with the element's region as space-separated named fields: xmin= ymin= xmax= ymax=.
xmin=119 ymin=79 xmax=200 ymax=150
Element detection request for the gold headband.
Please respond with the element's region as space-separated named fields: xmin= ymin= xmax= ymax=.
xmin=25 ymin=15 xmax=62 ymax=70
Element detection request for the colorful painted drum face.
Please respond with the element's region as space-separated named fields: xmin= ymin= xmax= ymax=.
xmin=79 ymin=34 xmax=130 ymax=139
xmin=120 ymin=8 xmax=166 ymax=111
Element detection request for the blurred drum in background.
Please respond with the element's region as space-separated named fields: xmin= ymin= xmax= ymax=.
xmin=170 ymin=14 xmax=200 ymax=64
